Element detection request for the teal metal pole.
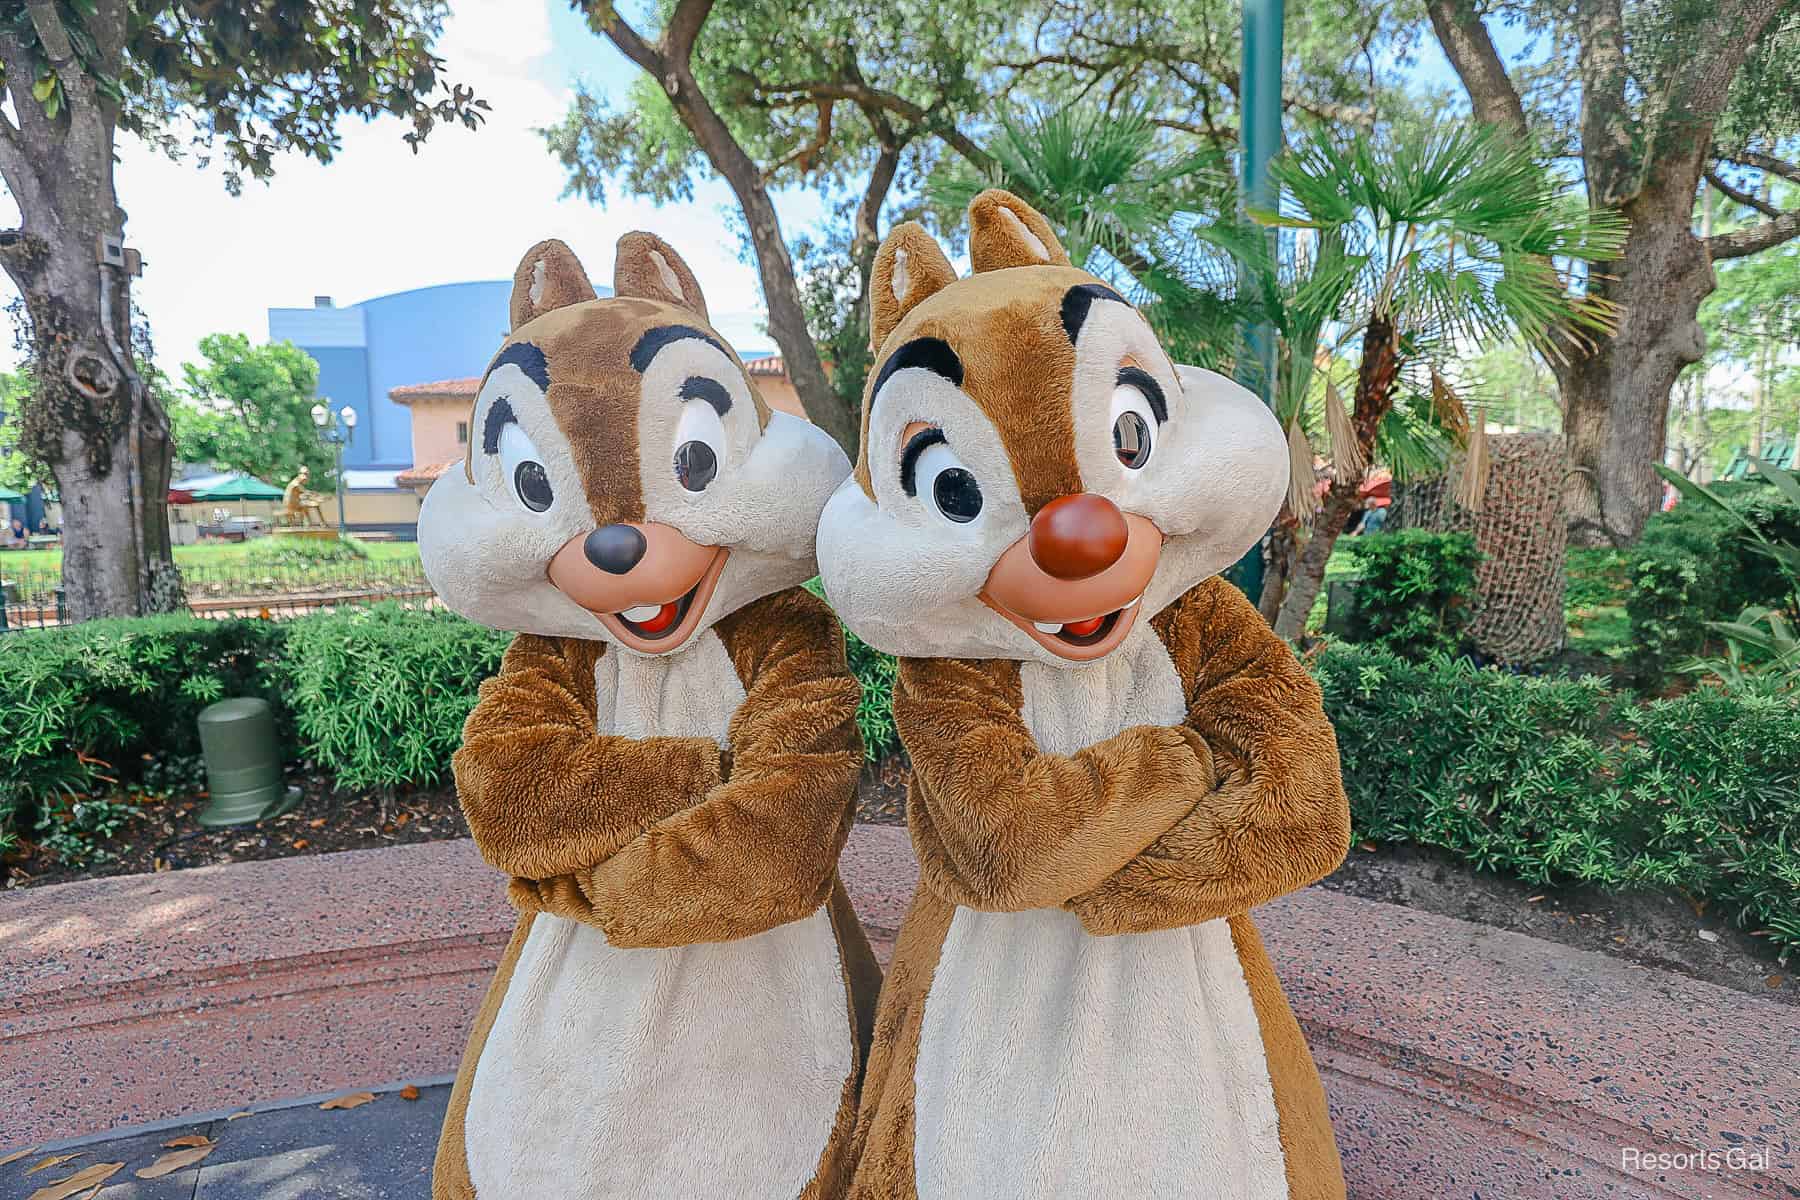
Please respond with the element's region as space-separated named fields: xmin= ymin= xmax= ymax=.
xmin=1229 ymin=0 xmax=1284 ymax=605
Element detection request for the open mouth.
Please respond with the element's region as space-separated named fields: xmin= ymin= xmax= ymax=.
xmin=614 ymin=582 xmax=702 ymax=641
xmin=1025 ymin=598 xmax=1140 ymax=647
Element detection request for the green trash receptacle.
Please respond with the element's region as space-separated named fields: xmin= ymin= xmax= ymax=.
xmin=196 ymin=697 xmax=298 ymax=827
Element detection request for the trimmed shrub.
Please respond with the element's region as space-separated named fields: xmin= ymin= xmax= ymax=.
xmin=243 ymin=533 xmax=370 ymax=567
xmin=273 ymin=604 xmax=510 ymax=791
xmin=0 ymin=615 xmax=283 ymax=859
xmin=1335 ymin=530 xmax=1481 ymax=660
xmin=1312 ymin=641 xmax=1800 ymax=958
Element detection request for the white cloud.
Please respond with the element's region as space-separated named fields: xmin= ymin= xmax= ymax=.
xmin=0 ymin=0 xmax=825 ymax=375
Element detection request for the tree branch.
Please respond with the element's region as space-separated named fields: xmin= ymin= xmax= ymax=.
xmin=586 ymin=3 xmax=663 ymax=75
xmin=1723 ymin=149 xmax=1800 ymax=185
xmin=761 ymin=99 xmax=832 ymax=182
xmin=1708 ymin=208 xmax=1800 ymax=260
xmin=1706 ymin=168 xmax=1782 ymax=217
xmin=662 ymin=0 xmax=714 ymax=65
xmin=1424 ymin=0 xmax=1528 ymax=138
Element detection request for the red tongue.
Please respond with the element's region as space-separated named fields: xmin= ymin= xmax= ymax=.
xmin=1062 ymin=615 xmax=1105 ymax=638
xmin=634 ymin=601 xmax=680 ymax=634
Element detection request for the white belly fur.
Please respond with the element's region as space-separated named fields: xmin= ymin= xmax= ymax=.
xmin=465 ymin=629 xmax=853 ymax=1198
xmin=913 ymin=623 xmax=1289 ymax=1200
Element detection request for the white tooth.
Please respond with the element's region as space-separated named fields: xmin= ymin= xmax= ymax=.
xmin=1033 ymin=621 xmax=1063 ymax=634
xmin=621 ymin=604 xmax=662 ymax=623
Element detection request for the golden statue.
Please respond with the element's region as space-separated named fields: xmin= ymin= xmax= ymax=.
xmin=282 ymin=466 xmax=327 ymax=528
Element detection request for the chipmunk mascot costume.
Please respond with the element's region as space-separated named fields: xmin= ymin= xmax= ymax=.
xmin=818 ymin=191 xmax=1352 ymax=1200
xmin=420 ymin=233 xmax=881 ymax=1200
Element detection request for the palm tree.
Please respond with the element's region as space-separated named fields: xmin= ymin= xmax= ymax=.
xmin=1253 ymin=123 xmax=1624 ymax=637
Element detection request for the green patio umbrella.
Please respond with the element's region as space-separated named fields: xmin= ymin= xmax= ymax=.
xmin=183 ymin=474 xmax=286 ymax=502
xmin=0 ymin=487 xmax=23 ymax=503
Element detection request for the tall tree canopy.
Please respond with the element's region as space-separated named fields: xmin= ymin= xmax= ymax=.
xmin=1425 ymin=0 xmax=1800 ymax=544
xmin=170 ymin=334 xmax=335 ymax=487
xmin=547 ymin=0 xmax=1421 ymax=444
xmin=0 ymin=1 xmax=484 ymax=619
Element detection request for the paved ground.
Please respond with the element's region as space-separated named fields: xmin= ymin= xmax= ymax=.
xmin=4 ymin=829 xmax=1795 ymax=1199
xmin=0 ymin=1083 xmax=449 ymax=1200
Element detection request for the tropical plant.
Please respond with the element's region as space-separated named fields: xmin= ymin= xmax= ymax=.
xmin=1657 ymin=457 xmax=1800 ymax=688
xmin=1253 ymin=122 xmax=1626 ymax=638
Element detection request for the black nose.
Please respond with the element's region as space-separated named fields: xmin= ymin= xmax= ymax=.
xmin=583 ymin=525 xmax=646 ymax=574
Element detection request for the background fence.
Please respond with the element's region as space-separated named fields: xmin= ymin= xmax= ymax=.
xmin=0 ymin=559 xmax=435 ymax=631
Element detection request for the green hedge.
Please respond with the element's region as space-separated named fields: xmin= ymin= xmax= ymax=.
xmin=1335 ymin=530 xmax=1481 ymax=659
xmin=1312 ymin=641 xmax=1800 ymax=957
xmin=0 ymin=605 xmax=506 ymax=858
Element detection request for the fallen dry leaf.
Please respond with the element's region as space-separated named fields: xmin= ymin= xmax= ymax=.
xmin=1769 ymin=975 xmax=1785 ymax=988
xmin=0 ymin=1147 xmax=40 ymax=1167
xmin=399 ymin=1084 xmax=421 ymax=1101
xmin=26 ymin=1162 xmax=121 ymax=1200
xmin=1525 ymin=895 xmax=1546 ymax=904
xmin=1697 ymin=929 xmax=1720 ymax=943
xmin=226 ymin=1111 xmax=252 ymax=1121
xmin=136 ymin=1144 xmax=215 ymax=1178
xmin=161 ymin=1135 xmax=211 ymax=1149
xmin=291 ymin=839 xmax=309 ymax=850
xmin=1357 ymin=841 xmax=1376 ymax=853
xmin=25 ymin=1154 xmax=80 ymax=1175
xmin=308 ymin=818 xmax=326 ymax=829
xmin=319 ymin=1092 xmax=376 ymax=1111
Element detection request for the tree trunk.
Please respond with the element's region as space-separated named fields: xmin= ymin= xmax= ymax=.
xmin=1272 ymin=484 xmax=1359 ymax=639
xmin=1557 ymin=189 xmax=1713 ymax=546
xmin=0 ymin=14 xmax=178 ymax=621
xmin=603 ymin=17 xmax=860 ymax=454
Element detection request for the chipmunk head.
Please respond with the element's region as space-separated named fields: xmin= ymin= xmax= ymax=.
xmin=420 ymin=233 xmax=850 ymax=655
xmin=817 ymin=190 xmax=1287 ymax=667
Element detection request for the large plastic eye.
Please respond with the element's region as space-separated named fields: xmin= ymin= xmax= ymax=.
xmin=674 ymin=399 xmax=726 ymax=493
xmin=498 ymin=422 xmax=553 ymax=512
xmin=917 ymin=441 xmax=983 ymax=524
xmin=1110 ymin=383 xmax=1157 ymax=470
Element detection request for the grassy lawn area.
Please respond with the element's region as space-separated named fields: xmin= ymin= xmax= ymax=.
xmin=2 ymin=538 xmax=420 ymax=574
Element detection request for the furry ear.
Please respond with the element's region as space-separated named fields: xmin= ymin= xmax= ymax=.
xmin=511 ymin=239 xmax=598 ymax=331
xmin=968 ymin=190 xmax=1070 ymax=273
xmin=871 ymin=222 xmax=959 ymax=350
xmin=614 ymin=232 xmax=709 ymax=319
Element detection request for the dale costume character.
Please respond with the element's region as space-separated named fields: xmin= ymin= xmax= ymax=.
xmin=818 ymin=191 xmax=1353 ymax=1200
xmin=420 ymin=233 xmax=881 ymax=1200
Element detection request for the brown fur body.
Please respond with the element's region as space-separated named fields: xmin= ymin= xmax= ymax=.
xmin=817 ymin=193 xmax=1349 ymax=1198
xmin=422 ymin=235 xmax=874 ymax=1198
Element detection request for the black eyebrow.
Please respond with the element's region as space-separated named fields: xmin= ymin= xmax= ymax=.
xmin=678 ymin=375 xmax=732 ymax=415
xmin=1061 ymin=283 xmax=1129 ymax=345
xmin=484 ymin=341 xmax=549 ymax=392
xmin=629 ymin=324 xmax=732 ymax=373
xmin=481 ymin=397 xmax=515 ymax=454
xmin=899 ymin=427 xmax=946 ymax=497
xmin=872 ymin=337 xmax=964 ymax=398
xmin=1117 ymin=365 xmax=1168 ymax=423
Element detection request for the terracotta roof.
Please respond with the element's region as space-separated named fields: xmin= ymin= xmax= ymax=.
xmin=389 ymin=378 xmax=480 ymax=404
xmin=396 ymin=459 xmax=460 ymax=487
xmin=745 ymin=355 xmax=787 ymax=377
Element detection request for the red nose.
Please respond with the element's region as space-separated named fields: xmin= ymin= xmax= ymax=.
xmin=1028 ymin=493 xmax=1129 ymax=580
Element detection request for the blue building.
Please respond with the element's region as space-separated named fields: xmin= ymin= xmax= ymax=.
xmin=268 ymin=281 xmax=516 ymax=471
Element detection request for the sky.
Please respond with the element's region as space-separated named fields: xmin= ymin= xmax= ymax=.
xmin=0 ymin=0 xmax=832 ymax=376
xmin=0 ymin=2 xmax=1524 ymax=382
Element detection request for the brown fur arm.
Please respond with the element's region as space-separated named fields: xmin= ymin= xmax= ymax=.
xmin=529 ymin=588 xmax=862 ymax=946
xmin=896 ymin=655 xmax=1213 ymax=912
xmin=1065 ymin=578 xmax=1351 ymax=935
xmin=452 ymin=634 xmax=723 ymax=880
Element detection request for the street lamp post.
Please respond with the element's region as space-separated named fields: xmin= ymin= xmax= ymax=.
xmin=1230 ymin=0 xmax=1286 ymax=604
xmin=310 ymin=402 xmax=358 ymax=536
